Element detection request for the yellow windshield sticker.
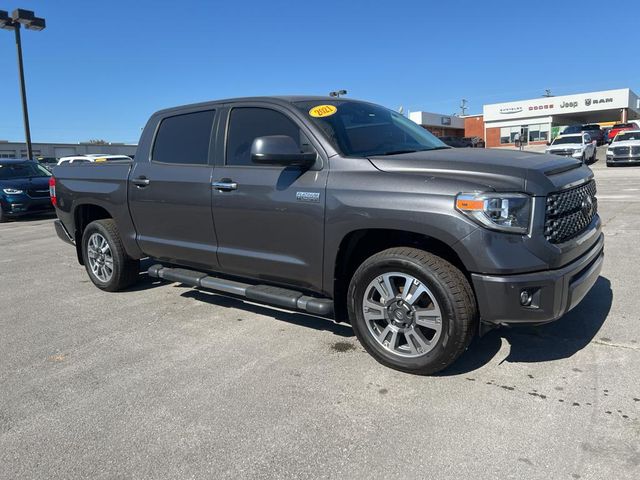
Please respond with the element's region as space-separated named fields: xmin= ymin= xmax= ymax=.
xmin=309 ymin=105 xmax=337 ymax=118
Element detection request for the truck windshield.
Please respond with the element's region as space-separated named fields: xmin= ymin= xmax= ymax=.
xmin=0 ymin=162 xmax=51 ymax=179
xmin=293 ymin=100 xmax=448 ymax=157
xmin=614 ymin=132 xmax=640 ymax=142
xmin=552 ymin=136 xmax=582 ymax=145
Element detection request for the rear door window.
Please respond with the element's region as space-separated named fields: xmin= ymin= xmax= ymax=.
xmin=152 ymin=110 xmax=215 ymax=165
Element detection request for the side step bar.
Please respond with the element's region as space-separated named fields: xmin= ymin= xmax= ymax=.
xmin=147 ymin=264 xmax=333 ymax=316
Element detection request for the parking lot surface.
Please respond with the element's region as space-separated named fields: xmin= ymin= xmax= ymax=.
xmin=1 ymin=149 xmax=639 ymax=480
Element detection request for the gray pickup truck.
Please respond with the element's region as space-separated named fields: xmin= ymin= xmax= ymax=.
xmin=51 ymin=96 xmax=604 ymax=374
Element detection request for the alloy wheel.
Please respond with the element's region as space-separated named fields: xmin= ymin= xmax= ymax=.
xmin=362 ymin=272 xmax=443 ymax=358
xmin=87 ymin=232 xmax=114 ymax=282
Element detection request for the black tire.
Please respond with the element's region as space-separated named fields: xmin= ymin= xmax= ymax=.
xmin=0 ymin=205 xmax=7 ymax=223
xmin=591 ymin=148 xmax=597 ymax=163
xmin=347 ymin=247 xmax=477 ymax=375
xmin=81 ymin=219 xmax=139 ymax=292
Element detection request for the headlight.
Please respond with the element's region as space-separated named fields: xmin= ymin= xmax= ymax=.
xmin=2 ymin=188 xmax=24 ymax=195
xmin=606 ymin=149 xmax=613 ymax=155
xmin=455 ymin=192 xmax=532 ymax=234
xmin=573 ymin=148 xmax=583 ymax=154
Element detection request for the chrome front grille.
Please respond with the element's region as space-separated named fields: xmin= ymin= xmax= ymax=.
xmin=613 ymin=146 xmax=630 ymax=156
xmin=545 ymin=180 xmax=597 ymax=244
xmin=27 ymin=188 xmax=51 ymax=198
xmin=549 ymin=149 xmax=574 ymax=157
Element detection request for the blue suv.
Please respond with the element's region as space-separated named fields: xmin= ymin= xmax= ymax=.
xmin=0 ymin=159 xmax=53 ymax=222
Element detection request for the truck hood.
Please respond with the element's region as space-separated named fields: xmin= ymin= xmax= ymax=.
xmin=0 ymin=176 xmax=50 ymax=192
xmin=367 ymin=148 xmax=586 ymax=195
xmin=609 ymin=140 xmax=640 ymax=148
xmin=546 ymin=143 xmax=583 ymax=151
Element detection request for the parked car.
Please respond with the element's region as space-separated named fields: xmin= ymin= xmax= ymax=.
xmin=605 ymin=130 xmax=640 ymax=166
xmin=465 ymin=136 xmax=485 ymax=148
xmin=57 ymin=154 xmax=132 ymax=165
xmin=560 ymin=125 xmax=583 ymax=135
xmin=580 ymin=124 xmax=605 ymax=146
xmin=439 ymin=136 xmax=472 ymax=148
xmin=51 ymin=96 xmax=603 ymax=375
xmin=57 ymin=155 xmax=94 ymax=165
xmin=607 ymin=123 xmax=637 ymax=143
xmin=545 ymin=133 xmax=597 ymax=163
xmin=0 ymin=159 xmax=53 ymax=222
xmin=36 ymin=156 xmax=58 ymax=171
xmin=560 ymin=124 xmax=604 ymax=145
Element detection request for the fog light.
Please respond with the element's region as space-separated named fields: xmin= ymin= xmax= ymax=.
xmin=520 ymin=290 xmax=533 ymax=306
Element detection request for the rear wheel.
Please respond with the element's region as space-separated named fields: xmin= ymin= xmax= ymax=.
xmin=82 ymin=219 xmax=139 ymax=291
xmin=347 ymin=247 xmax=477 ymax=375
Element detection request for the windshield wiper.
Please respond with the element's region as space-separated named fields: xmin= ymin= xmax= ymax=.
xmin=373 ymin=148 xmax=437 ymax=156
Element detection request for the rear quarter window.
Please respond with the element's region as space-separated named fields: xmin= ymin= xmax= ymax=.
xmin=152 ymin=110 xmax=215 ymax=165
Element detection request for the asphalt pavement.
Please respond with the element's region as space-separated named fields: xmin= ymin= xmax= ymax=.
xmin=1 ymin=148 xmax=638 ymax=480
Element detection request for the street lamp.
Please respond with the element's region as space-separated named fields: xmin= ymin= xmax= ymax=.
xmin=0 ymin=8 xmax=47 ymax=160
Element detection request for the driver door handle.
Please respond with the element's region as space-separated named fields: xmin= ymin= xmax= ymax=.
xmin=132 ymin=176 xmax=150 ymax=187
xmin=212 ymin=179 xmax=238 ymax=191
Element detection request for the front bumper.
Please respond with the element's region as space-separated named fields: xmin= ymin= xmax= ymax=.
xmin=0 ymin=196 xmax=53 ymax=216
xmin=471 ymin=233 xmax=604 ymax=325
xmin=606 ymin=154 xmax=640 ymax=164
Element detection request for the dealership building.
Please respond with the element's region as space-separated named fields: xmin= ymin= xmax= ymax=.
xmin=477 ymin=88 xmax=640 ymax=148
xmin=408 ymin=111 xmax=465 ymax=137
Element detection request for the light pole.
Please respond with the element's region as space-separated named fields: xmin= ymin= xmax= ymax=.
xmin=0 ymin=9 xmax=46 ymax=160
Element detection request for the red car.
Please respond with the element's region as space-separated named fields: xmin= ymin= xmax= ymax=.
xmin=608 ymin=123 xmax=637 ymax=143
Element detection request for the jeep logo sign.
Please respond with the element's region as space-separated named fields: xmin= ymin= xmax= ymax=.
xmin=560 ymin=101 xmax=578 ymax=109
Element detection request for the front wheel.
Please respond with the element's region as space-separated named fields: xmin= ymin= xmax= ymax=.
xmin=347 ymin=247 xmax=477 ymax=375
xmin=82 ymin=219 xmax=140 ymax=291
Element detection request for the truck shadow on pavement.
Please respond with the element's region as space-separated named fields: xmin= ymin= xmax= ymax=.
xmin=130 ymin=261 xmax=354 ymax=338
xmin=181 ymin=289 xmax=355 ymax=338
xmin=439 ymin=276 xmax=613 ymax=376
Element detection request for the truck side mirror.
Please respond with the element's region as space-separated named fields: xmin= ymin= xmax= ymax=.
xmin=251 ymin=135 xmax=317 ymax=167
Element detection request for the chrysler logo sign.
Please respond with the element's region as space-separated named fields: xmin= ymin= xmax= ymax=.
xmin=499 ymin=106 xmax=523 ymax=114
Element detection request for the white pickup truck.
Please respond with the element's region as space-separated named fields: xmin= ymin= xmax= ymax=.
xmin=546 ymin=133 xmax=596 ymax=164
xmin=606 ymin=130 xmax=640 ymax=166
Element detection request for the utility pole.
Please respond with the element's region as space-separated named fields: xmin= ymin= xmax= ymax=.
xmin=460 ymin=99 xmax=468 ymax=116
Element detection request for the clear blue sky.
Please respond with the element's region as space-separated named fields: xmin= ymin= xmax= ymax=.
xmin=1 ymin=0 xmax=639 ymax=143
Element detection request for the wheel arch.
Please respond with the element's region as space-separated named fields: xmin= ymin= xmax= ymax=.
xmin=331 ymin=228 xmax=470 ymax=323
xmin=73 ymin=203 xmax=114 ymax=265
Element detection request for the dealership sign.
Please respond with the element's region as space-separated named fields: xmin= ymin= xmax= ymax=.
xmin=483 ymin=89 xmax=634 ymax=122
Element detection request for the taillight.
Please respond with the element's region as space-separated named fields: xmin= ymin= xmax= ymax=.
xmin=49 ymin=176 xmax=56 ymax=206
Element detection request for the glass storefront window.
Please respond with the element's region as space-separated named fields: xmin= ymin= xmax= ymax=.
xmin=500 ymin=124 xmax=550 ymax=144
xmin=500 ymin=127 xmax=510 ymax=144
